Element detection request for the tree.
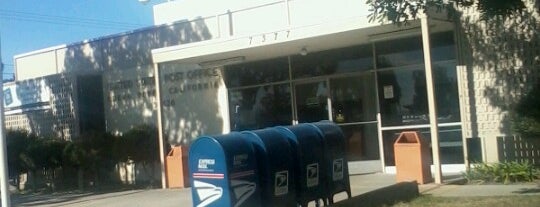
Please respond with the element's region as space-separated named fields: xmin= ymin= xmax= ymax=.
xmin=367 ymin=0 xmax=528 ymax=23
xmin=512 ymin=84 xmax=540 ymax=138
xmin=64 ymin=131 xmax=118 ymax=189
xmin=6 ymin=129 xmax=34 ymax=190
xmin=122 ymin=125 xmax=160 ymax=186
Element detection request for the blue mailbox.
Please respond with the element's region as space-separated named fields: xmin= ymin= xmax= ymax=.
xmin=189 ymin=133 xmax=261 ymax=207
xmin=310 ymin=121 xmax=352 ymax=204
xmin=275 ymin=124 xmax=327 ymax=207
xmin=242 ymin=128 xmax=297 ymax=207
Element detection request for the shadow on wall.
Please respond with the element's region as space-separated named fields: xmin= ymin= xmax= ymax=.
xmin=457 ymin=3 xmax=540 ymax=136
xmin=456 ymin=2 xmax=540 ymax=163
xmin=58 ymin=17 xmax=213 ymax=136
xmin=159 ymin=63 xmax=225 ymax=145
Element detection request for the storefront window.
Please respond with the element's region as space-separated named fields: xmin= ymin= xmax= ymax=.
xmin=224 ymin=57 xmax=289 ymax=88
xmin=434 ymin=62 xmax=460 ymax=123
xmin=295 ymin=81 xmax=329 ymax=123
xmin=291 ymin=45 xmax=372 ymax=79
xmin=376 ymin=31 xmax=456 ymax=68
xmin=330 ymin=74 xmax=376 ymax=123
xmin=378 ymin=66 xmax=428 ymax=126
xmin=340 ymin=124 xmax=379 ymax=161
xmin=430 ymin=31 xmax=456 ymax=61
xmin=382 ymin=126 xmax=464 ymax=166
xmin=376 ymin=36 xmax=423 ymax=68
xmin=229 ymin=84 xmax=292 ymax=131
xmin=378 ymin=62 xmax=460 ymax=126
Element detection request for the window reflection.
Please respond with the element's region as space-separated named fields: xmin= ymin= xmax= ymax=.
xmin=224 ymin=57 xmax=289 ymax=88
xmin=229 ymin=84 xmax=292 ymax=130
xmin=377 ymin=62 xmax=460 ymax=126
xmin=340 ymin=124 xmax=379 ymax=161
xmin=382 ymin=126 xmax=464 ymax=166
xmin=376 ymin=31 xmax=456 ymax=68
xmin=330 ymin=74 xmax=376 ymax=123
xmin=295 ymin=82 xmax=329 ymax=123
xmin=291 ymin=45 xmax=372 ymax=79
xmin=378 ymin=66 xmax=428 ymax=126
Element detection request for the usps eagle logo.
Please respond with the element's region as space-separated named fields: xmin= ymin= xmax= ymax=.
xmin=194 ymin=180 xmax=223 ymax=207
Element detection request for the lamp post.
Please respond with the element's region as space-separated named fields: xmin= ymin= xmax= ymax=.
xmin=0 ymin=34 xmax=11 ymax=207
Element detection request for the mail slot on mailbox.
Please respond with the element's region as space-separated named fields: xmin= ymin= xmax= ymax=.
xmin=275 ymin=124 xmax=327 ymax=207
xmin=189 ymin=133 xmax=261 ymax=207
xmin=242 ymin=128 xmax=297 ymax=207
xmin=309 ymin=121 xmax=352 ymax=204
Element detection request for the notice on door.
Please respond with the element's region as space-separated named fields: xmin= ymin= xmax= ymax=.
xmin=383 ymin=85 xmax=394 ymax=99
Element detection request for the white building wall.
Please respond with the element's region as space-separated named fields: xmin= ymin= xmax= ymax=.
xmin=158 ymin=63 xmax=229 ymax=144
xmin=456 ymin=2 xmax=540 ymax=163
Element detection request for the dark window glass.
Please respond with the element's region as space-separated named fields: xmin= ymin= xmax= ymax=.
xmin=229 ymin=84 xmax=292 ymax=130
xmin=378 ymin=66 xmax=428 ymax=126
xmin=382 ymin=126 xmax=464 ymax=166
xmin=376 ymin=36 xmax=424 ymax=68
xmin=434 ymin=62 xmax=460 ymax=123
xmin=330 ymin=74 xmax=377 ymax=123
xmin=340 ymin=123 xmax=380 ymax=161
xmin=224 ymin=57 xmax=289 ymax=88
xmin=376 ymin=31 xmax=455 ymax=68
xmin=295 ymin=81 xmax=329 ymax=123
xmin=291 ymin=45 xmax=373 ymax=79
xmin=377 ymin=62 xmax=459 ymax=126
xmin=431 ymin=31 xmax=456 ymax=61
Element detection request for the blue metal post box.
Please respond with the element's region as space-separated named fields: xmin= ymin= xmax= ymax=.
xmin=242 ymin=128 xmax=297 ymax=207
xmin=275 ymin=124 xmax=327 ymax=207
xmin=189 ymin=133 xmax=261 ymax=207
xmin=309 ymin=121 xmax=352 ymax=204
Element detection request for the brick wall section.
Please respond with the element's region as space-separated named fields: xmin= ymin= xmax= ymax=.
xmin=456 ymin=1 xmax=540 ymax=162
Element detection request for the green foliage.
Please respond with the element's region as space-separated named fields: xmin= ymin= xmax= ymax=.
xmin=120 ymin=124 xmax=160 ymax=185
xmin=6 ymin=129 xmax=34 ymax=175
xmin=6 ymin=126 xmax=159 ymax=189
xmin=367 ymin=0 xmax=526 ymax=24
xmin=463 ymin=162 xmax=539 ymax=184
xmin=512 ymin=84 xmax=540 ymax=139
xmin=121 ymin=124 xmax=159 ymax=165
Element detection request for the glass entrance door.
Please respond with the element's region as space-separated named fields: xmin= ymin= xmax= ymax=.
xmin=329 ymin=74 xmax=379 ymax=162
xmin=294 ymin=81 xmax=330 ymax=123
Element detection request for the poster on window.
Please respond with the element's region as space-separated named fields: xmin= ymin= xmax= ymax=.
xmin=383 ymin=85 xmax=394 ymax=99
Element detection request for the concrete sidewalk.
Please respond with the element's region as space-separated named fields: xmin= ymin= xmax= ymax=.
xmin=10 ymin=173 xmax=540 ymax=206
xmin=420 ymin=182 xmax=540 ymax=197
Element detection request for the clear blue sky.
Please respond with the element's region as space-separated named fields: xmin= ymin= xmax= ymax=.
xmin=0 ymin=0 xmax=165 ymax=79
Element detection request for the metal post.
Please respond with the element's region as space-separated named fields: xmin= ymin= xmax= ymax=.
xmin=0 ymin=34 xmax=12 ymax=206
xmin=153 ymin=63 xmax=167 ymax=189
xmin=420 ymin=13 xmax=443 ymax=184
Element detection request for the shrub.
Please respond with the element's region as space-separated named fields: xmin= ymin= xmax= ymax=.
xmin=512 ymin=84 xmax=540 ymax=139
xmin=121 ymin=125 xmax=159 ymax=185
xmin=464 ymin=162 xmax=539 ymax=184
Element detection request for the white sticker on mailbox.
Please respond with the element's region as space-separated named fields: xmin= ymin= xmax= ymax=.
xmin=306 ymin=163 xmax=319 ymax=187
xmin=274 ymin=171 xmax=289 ymax=196
xmin=333 ymin=159 xmax=344 ymax=181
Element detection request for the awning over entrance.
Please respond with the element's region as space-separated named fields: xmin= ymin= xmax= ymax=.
xmin=151 ymin=17 xmax=453 ymax=65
